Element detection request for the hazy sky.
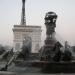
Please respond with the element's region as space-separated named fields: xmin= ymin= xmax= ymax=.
xmin=0 ymin=0 xmax=75 ymax=46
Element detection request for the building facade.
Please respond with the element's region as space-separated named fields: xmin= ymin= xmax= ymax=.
xmin=13 ymin=25 xmax=41 ymax=53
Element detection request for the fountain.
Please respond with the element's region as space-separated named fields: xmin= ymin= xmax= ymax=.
xmin=0 ymin=12 xmax=75 ymax=74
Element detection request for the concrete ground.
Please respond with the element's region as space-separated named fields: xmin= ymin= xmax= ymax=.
xmin=0 ymin=72 xmax=75 ymax=75
xmin=0 ymin=61 xmax=75 ymax=75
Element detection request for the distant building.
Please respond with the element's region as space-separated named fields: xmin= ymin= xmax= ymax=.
xmin=13 ymin=25 xmax=41 ymax=53
xmin=13 ymin=0 xmax=41 ymax=53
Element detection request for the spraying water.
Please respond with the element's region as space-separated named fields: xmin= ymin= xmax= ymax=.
xmin=52 ymin=32 xmax=65 ymax=46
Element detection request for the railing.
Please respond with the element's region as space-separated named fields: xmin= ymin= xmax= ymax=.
xmin=0 ymin=51 xmax=9 ymax=60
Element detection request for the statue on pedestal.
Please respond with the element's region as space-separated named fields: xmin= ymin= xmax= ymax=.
xmin=40 ymin=12 xmax=62 ymax=62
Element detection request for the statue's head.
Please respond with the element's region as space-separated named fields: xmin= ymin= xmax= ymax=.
xmin=45 ymin=12 xmax=57 ymax=24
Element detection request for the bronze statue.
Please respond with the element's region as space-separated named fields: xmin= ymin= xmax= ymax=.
xmin=45 ymin=12 xmax=57 ymax=36
xmin=40 ymin=12 xmax=62 ymax=62
xmin=17 ymin=37 xmax=32 ymax=60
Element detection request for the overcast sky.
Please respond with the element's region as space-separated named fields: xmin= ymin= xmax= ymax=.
xmin=0 ymin=0 xmax=75 ymax=46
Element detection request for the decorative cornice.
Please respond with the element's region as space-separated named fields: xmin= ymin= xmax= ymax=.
xmin=14 ymin=25 xmax=41 ymax=28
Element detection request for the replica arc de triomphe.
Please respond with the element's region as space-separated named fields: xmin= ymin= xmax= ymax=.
xmin=13 ymin=0 xmax=41 ymax=53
